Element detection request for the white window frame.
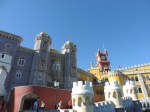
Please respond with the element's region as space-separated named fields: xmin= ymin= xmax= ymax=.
xmin=18 ymin=57 xmax=25 ymax=66
xmin=15 ymin=71 xmax=22 ymax=79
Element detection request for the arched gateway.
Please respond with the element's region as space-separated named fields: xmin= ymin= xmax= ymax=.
xmin=19 ymin=92 xmax=39 ymax=112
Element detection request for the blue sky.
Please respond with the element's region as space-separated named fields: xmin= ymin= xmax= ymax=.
xmin=0 ymin=0 xmax=150 ymax=70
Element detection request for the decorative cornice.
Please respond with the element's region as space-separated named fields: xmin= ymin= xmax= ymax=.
xmin=0 ymin=30 xmax=23 ymax=42
xmin=18 ymin=46 xmax=35 ymax=54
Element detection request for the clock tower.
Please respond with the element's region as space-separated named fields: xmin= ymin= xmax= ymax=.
xmin=96 ymin=49 xmax=110 ymax=72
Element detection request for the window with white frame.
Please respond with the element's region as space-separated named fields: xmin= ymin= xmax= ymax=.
xmin=18 ymin=57 xmax=25 ymax=66
xmin=37 ymin=73 xmax=42 ymax=80
xmin=15 ymin=71 xmax=22 ymax=78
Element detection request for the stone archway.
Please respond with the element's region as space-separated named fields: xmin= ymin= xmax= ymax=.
xmin=19 ymin=92 xmax=38 ymax=112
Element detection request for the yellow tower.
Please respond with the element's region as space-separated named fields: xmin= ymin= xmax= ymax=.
xmin=108 ymin=70 xmax=124 ymax=87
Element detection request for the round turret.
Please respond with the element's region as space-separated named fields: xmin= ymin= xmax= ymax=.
xmin=123 ymin=80 xmax=138 ymax=101
xmin=108 ymin=70 xmax=124 ymax=87
xmin=62 ymin=41 xmax=77 ymax=54
xmin=34 ymin=32 xmax=52 ymax=51
xmin=104 ymin=81 xmax=123 ymax=109
xmin=35 ymin=32 xmax=52 ymax=43
xmin=72 ymin=81 xmax=94 ymax=112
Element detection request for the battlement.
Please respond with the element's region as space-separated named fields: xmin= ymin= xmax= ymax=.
xmin=0 ymin=30 xmax=23 ymax=42
xmin=94 ymin=101 xmax=116 ymax=112
xmin=105 ymin=81 xmax=121 ymax=90
xmin=72 ymin=81 xmax=93 ymax=95
xmin=124 ymin=81 xmax=136 ymax=88
xmin=108 ymin=70 xmax=123 ymax=76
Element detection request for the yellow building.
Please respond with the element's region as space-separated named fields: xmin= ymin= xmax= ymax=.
xmin=77 ymin=49 xmax=150 ymax=101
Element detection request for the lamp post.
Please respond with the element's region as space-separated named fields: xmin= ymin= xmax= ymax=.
xmin=54 ymin=80 xmax=59 ymax=109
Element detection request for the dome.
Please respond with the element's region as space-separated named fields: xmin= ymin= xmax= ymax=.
xmin=35 ymin=32 xmax=52 ymax=43
xmin=65 ymin=41 xmax=74 ymax=46
xmin=39 ymin=32 xmax=49 ymax=37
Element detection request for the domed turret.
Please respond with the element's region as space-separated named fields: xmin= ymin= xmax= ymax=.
xmin=34 ymin=32 xmax=52 ymax=51
xmin=62 ymin=41 xmax=77 ymax=54
xmin=123 ymin=81 xmax=138 ymax=101
xmin=61 ymin=41 xmax=77 ymax=90
xmin=104 ymin=81 xmax=124 ymax=110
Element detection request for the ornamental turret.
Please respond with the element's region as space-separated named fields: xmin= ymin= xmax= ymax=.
xmin=123 ymin=80 xmax=138 ymax=101
xmin=72 ymin=81 xmax=94 ymax=112
xmin=104 ymin=81 xmax=124 ymax=111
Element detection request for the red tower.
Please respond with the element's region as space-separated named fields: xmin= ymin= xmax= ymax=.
xmin=96 ymin=49 xmax=110 ymax=72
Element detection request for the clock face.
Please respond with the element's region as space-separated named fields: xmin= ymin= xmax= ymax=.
xmin=101 ymin=56 xmax=105 ymax=59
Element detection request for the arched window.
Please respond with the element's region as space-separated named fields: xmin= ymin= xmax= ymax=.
xmin=138 ymin=88 xmax=142 ymax=93
xmin=39 ymin=59 xmax=45 ymax=67
xmin=85 ymin=97 xmax=90 ymax=105
xmin=131 ymin=77 xmax=135 ymax=81
xmin=18 ymin=57 xmax=25 ymax=66
xmin=37 ymin=73 xmax=42 ymax=80
xmin=108 ymin=92 xmax=111 ymax=98
xmin=130 ymin=89 xmax=133 ymax=94
xmin=126 ymin=90 xmax=129 ymax=94
xmin=16 ymin=71 xmax=21 ymax=78
xmin=113 ymin=91 xmax=117 ymax=98
xmin=78 ymin=97 xmax=82 ymax=107
xmin=41 ymin=41 xmax=47 ymax=48
xmin=135 ymin=76 xmax=139 ymax=81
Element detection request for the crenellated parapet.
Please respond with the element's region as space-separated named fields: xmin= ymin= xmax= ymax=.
xmin=18 ymin=46 xmax=35 ymax=55
xmin=105 ymin=81 xmax=121 ymax=90
xmin=123 ymin=81 xmax=138 ymax=101
xmin=72 ymin=81 xmax=93 ymax=95
xmin=104 ymin=81 xmax=123 ymax=109
xmin=72 ymin=81 xmax=94 ymax=112
xmin=94 ymin=101 xmax=116 ymax=112
xmin=122 ymin=96 xmax=134 ymax=112
xmin=0 ymin=30 xmax=23 ymax=42
xmin=108 ymin=70 xmax=123 ymax=77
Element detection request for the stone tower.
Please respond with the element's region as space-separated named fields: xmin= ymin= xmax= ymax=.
xmin=104 ymin=81 xmax=124 ymax=111
xmin=123 ymin=80 xmax=138 ymax=101
xmin=96 ymin=49 xmax=110 ymax=72
xmin=72 ymin=81 xmax=94 ymax=112
xmin=62 ymin=41 xmax=77 ymax=90
xmin=29 ymin=32 xmax=52 ymax=86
